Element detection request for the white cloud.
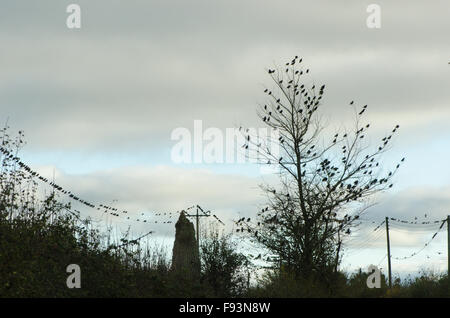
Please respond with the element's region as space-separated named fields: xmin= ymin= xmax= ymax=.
xmin=33 ymin=164 xmax=269 ymax=237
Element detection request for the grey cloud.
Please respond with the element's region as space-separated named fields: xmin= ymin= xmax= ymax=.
xmin=365 ymin=186 xmax=450 ymax=222
xmin=1 ymin=1 xmax=449 ymax=153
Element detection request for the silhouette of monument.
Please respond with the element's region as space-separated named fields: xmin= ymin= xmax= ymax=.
xmin=171 ymin=211 xmax=200 ymax=279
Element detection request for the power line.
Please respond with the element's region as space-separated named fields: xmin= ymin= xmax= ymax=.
xmin=377 ymin=254 xmax=387 ymax=267
xmin=345 ymin=217 xmax=448 ymax=266
xmin=0 ymin=145 xmax=186 ymax=225
xmin=389 ymin=216 xmax=445 ymax=225
xmin=106 ymin=230 xmax=155 ymax=250
xmin=392 ymin=219 xmax=447 ymax=260
xmin=345 ymin=233 xmax=385 ymax=257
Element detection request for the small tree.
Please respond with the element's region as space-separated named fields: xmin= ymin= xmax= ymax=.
xmin=200 ymin=225 xmax=248 ymax=297
xmin=238 ymin=56 xmax=404 ymax=285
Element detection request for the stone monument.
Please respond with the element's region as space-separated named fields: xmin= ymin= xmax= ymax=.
xmin=171 ymin=211 xmax=200 ymax=279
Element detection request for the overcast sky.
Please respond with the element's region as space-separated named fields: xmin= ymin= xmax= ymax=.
xmin=1 ymin=0 xmax=449 ymax=276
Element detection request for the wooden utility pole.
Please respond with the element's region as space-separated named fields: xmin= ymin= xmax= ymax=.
xmin=246 ymin=259 xmax=250 ymax=289
xmin=385 ymin=217 xmax=392 ymax=289
xmin=447 ymin=215 xmax=450 ymax=276
xmin=185 ymin=205 xmax=211 ymax=251
xmin=195 ymin=207 xmax=200 ymax=251
xmin=185 ymin=205 xmax=225 ymax=253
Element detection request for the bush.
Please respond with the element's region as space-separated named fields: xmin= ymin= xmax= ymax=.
xmin=200 ymin=226 xmax=249 ymax=297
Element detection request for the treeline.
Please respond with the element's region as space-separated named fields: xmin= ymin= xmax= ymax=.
xmin=0 ymin=128 xmax=449 ymax=298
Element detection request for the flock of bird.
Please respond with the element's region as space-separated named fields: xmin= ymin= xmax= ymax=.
xmin=242 ymin=56 xmax=405 ymax=194
xmin=1 ymin=143 xmax=227 ymax=231
xmin=183 ymin=205 xmax=225 ymax=226
xmin=0 ymin=145 xmax=187 ymax=225
xmin=262 ymin=57 xmax=325 ymax=127
xmin=390 ymin=218 xmax=447 ymax=260
xmin=355 ymin=216 xmax=447 ymax=262
xmin=388 ymin=216 xmax=444 ymax=225
xmin=230 ymin=56 xmax=418 ymax=265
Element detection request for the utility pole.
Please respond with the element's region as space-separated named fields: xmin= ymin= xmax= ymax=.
xmin=246 ymin=259 xmax=250 ymax=289
xmin=195 ymin=207 xmax=200 ymax=251
xmin=185 ymin=205 xmax=211 ymax=251
xmin=385 ymin=217 xmax=392 ymax=289
xmin=447 ymin=215 xmax=449 ymax=276
xmin=185 ymin=205 xmax=225 ymax=252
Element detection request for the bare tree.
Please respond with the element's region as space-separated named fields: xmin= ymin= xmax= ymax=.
xmin=237 ymin=56 xmax=404 ymax=284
